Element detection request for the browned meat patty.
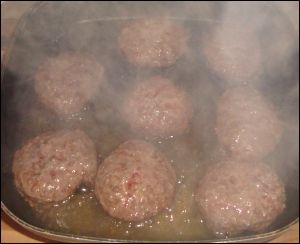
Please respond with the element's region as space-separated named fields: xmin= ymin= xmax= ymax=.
xmin=215 ymin=86 xmax=282 ymax=159
xmin=34 ymin=53 xmax=104 ymax=115
xmin=196 ymin=159 xmax=286 ymax=237
xmin=121 ymin=76 xmax=193 ymax=138
xmin=95 ymin=140 xmax=176 ymax=221
xmin=13 ymin=129 xmax=98 ymax=205
xmin=119 ymin=18 xmax=188 ymax=67
xmin=201 ymin=22 xmax=262 ymax=83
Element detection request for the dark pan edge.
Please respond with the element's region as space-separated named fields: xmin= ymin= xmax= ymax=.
xmin=1 ymin=202 xmax=299 ymax=243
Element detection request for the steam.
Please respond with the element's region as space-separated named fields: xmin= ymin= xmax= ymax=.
xmin=212 ymin=2 xmax=299 ymax=186
xmin=4 ymin=0 xmax=299 ymax=191
xmin=2 ymin=1 xmax=299 ymax=238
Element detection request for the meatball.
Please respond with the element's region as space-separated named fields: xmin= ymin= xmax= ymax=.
xmin=34 ymin=53 xmax=104 ymax=115
xmin=215 ymin=86 xmax=282 ymax=159
xmin=13 ymin=129 xmax=98 ymax=205
xmin=121 ymin=76 xmax=193 ymax=138
xmin=119 ymin=18 xmax=188 ymax=67
xmin=95 ymin=140 xmax=176 ymax=221
xmin=201 ymin=22 xmax=262 ymax=83
xmin=196 ymin=159 xmax=286 ymax=237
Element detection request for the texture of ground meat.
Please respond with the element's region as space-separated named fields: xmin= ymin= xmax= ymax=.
xmin=215 ymin=86 xmax=282 ymax=159
xmin=196 ymin=159 xmax=286 ymax=237
xmin=119 ymin=18 xmax=188 ymax=67
xmin=34 ymin=53 xmax=104 ymax=115
xmin=121 ymin=76 xmax=193 ymax=138
xmin=13 ymin=129 xmax=98 ymax=205
xmin=95 ymin=140 xmax=176 ymax=221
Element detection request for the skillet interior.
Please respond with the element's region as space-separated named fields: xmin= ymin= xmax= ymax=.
xmin=1 ymin=1 xmax=299 ymax=242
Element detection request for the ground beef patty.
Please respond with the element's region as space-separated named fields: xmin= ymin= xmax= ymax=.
xmin=215 ymin=86 xmax=282 ymax=159
xmin=196 ymin=159 xmax=286 ymax=237
xmin=119 ymin=18 xmax=188 ymax=67
xmin=13 ymin=129 xmax=98 ymax=205
xmin=95 ymin=140 xmax=176 ymax=221
xmin=201 ymin=21 xmax=262 ymax=83
xmin=121 ymin=76 xmax=193 ymax=138
xmin=34 ymin=53 xmax=104 ymax=115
